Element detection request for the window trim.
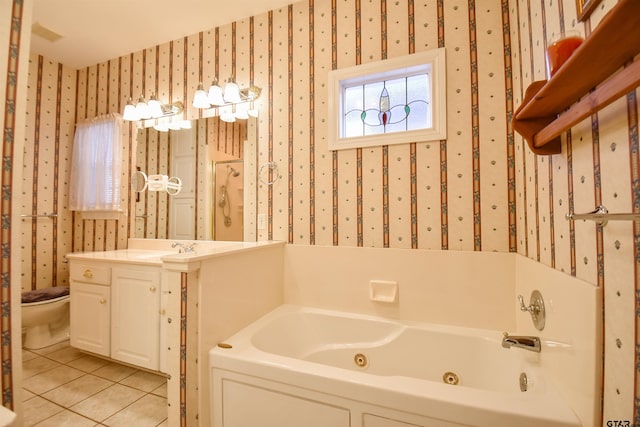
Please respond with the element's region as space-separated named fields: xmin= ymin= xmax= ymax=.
xmin=328 ymin=48 xmax=447 ymax=151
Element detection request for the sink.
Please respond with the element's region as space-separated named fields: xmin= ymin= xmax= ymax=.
xmin=124 ymin=250 xmax=177 ymax=261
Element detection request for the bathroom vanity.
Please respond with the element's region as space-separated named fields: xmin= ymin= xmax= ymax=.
xmin=66 ymin=239 xmax=286 ymax=427
xmin=67 ymin=249 xmax=173 ymax=373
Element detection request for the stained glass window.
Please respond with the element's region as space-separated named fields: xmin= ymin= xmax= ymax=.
xmin=328 ymin=48 xmax=446 ymax=150
xmin=343 ymin=72 xmax=431 ymax=138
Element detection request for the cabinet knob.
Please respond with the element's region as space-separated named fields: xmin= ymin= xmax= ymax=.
xmin=99 ymin=298 xmax=106 ymax=304
xmin=149 ymin=286 xmax=157 ymax=292
xmin=83 ymin=269 xmax=93 ymax=279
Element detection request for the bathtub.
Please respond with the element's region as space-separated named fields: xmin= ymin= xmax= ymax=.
xmin=210 ymin=305 xmax=581 ymax=427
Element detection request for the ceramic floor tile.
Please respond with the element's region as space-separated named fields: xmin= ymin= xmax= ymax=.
xmin=70 ymin=383 xmax=145 ymax=422
xmin=151 ymin=382 xmax=167 ymax=398
xmin=43 ymin=346 xmax=85 ymax=364
xmin=30 ymin=340 xmax=72 ymax=355
xmin=102 ymin=393 xmax=167 ymax=427
xmin=23 ymin=365 xmax=85 ymax=395
xmin=92 ymin=362 xmax=138 ymax=382
xmin=23 ymin=356 xmax=62 ymax=379
xmin=22 ymin=396 xmax=64 ymax=426
xmin=66 ymin=354 xmax=111 ymax=373
xmin=22 ymin=388 xmax=36 ymax=401
xmin=22 ymin=349 xmax=39 ymax=362
xmin=42 ymin=374 xmax=114 ymax=407
xmin=32 ymin=409 xmax=98 ymax=427
xmin=119 ymin=370 xmax=166 ymax=393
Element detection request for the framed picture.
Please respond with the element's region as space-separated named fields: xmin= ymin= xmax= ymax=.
xmin=576 ymin=0 xmax=602 ymax=22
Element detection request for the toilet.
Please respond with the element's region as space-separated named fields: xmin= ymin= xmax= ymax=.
xmin=21 ymin=286 xmax=70 ymax=350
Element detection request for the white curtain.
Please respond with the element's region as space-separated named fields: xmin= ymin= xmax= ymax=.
xmin=69 ymin=114 xmax=123 ymax=212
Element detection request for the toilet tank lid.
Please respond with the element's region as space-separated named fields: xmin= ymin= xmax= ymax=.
xmin=22 ymin=286 xmax=69 ymax=304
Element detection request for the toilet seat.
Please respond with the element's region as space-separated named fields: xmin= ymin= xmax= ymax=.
xmin=22 ymin=286 xmax=69 ymax=305
xmin=22 ymin=294 xmax=70 ymax=307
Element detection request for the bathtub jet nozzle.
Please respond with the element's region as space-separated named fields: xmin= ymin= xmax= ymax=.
xmin=501 ymin=332 xmax=541 ymax=352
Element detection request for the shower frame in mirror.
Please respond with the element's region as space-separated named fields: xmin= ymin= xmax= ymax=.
xmin=212 ymin=160 xmax=245 ymax=241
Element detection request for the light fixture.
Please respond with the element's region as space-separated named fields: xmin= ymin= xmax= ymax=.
xmin=147 ymin=94 xmax=163 ymax=118
xmin=222 ymin=80 xmax=242 ymax=103
xmin=136 ymin=96 xmax=151 ymax=120
xmin=123 ymin=95 xmax=185 ymax=125
xmin=152 ymin=116 xmax=192 ymax=133
xmin=134 ymin=171 xmax=182 ymax=195
xmin=207 ymin=80 xmax=224 ymax=106
xmin=192 ymin=77 xmax=261 ymax=120
xmin=123 ymin=97 xmax=139 ymax=121
xmin=192 ymin=83 xmax=211 ymax=109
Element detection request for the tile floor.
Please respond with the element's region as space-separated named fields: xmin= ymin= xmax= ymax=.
xmin=22 ymin=340 xmax=168 ymax=426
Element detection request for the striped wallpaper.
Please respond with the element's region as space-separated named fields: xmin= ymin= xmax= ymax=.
xmin=4 ymin=0 xmax=638 ymax=423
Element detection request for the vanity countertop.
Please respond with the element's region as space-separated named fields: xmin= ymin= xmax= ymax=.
xmin=66 ymin=240 xmax=286 ymax=266
xmin=66 ymin=249 xmax=178 ymax=265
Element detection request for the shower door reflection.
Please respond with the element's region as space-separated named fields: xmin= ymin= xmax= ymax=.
xmin=213 ymin=160 xmax=244 ymax=241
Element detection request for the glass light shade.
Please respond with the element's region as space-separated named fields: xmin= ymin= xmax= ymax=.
xmin=234 ymin=103 xmax=249 ymax=120
xmin=219 ymin=105 xmax=236 ymax=122
xmin=168 ymin=119 xmax=182 ymax=130
xmin=153 ymin=121 xmax=170 ymax=132
xmin=192 ymin=83 xmax=211 ymax=109
xmin=180 ymin=120 xmax=192 ymax=129
xmin=220 ymin=113 xmax=236 ymax=122
xmin=207 ymin=84 xmax=225 ymax=106
xmin=148 ymin=95 xmax=163 ymax=118
xmin=123 ymin=98 xmax=139 ymax=121
xmin=136 ymin=96 xmax=151 ymax=120
xmin=223 ymin=81 xmax=242 ymax=103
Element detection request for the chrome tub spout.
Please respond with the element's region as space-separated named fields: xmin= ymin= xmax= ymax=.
xmin=501 ymin=332 xmax=541 ymax=352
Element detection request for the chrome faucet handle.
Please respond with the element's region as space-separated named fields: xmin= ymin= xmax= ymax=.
xmin=171 ymin=242 xmax=196 ymax=253
xmin=518 ymin=294 xmax=534 ymax=313
xmin=517 ymin=290 xmax=545 ymax=331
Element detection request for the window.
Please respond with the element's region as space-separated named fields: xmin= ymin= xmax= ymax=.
xmin=69 ymin=114 xmax=123 ymax=214
xmin=328 ymin=48 xmax=446 ymax=150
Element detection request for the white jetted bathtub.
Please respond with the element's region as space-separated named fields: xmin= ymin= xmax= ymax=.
xmin=210 ymin=305 xmax=581 ymax=427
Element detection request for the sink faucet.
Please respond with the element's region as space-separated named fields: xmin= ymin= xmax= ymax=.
xmin=501 ymin=332 xmax=541 ymax=352
xmin=171 ymin=242 xmax=197 ymax=253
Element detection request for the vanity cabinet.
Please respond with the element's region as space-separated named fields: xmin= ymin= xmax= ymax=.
xmin=69 ymin=260 xmax=164 ymax=372
xmin=111 ymin=266 xmax=161 ymax=370
xmin=69 ymin=262 xmax=111 ymax=356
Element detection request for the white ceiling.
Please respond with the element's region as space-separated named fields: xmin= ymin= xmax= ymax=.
xmin=30 ymin=0 xmax=294 ymax=69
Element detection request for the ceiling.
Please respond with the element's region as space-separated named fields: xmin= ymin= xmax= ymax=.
xmin=30 ymin=0 xmax=294 ymax=69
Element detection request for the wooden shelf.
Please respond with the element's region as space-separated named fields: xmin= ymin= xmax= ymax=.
xmin=512 ymin=0 xmax=640 ymax=155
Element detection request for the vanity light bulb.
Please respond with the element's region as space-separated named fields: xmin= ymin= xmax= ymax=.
xmin=223 ymin=81 xmax=242 ymax=103
xmin=193 ymin=83 xmax=211 ymax=109
xmin=148 ymin=94 xmax=163 ymax=119
xmin=153 ymin=122 xmax=169 ymax=132
xmin=168 ymin=119 xmax=182 ymax=130
xmin=123 ymin=98 xmax=139 ymax=121
xmin=136 ymin=96 xmax=151 ymax=120
xmin=234 ymin=103 xmax=250 ymax=120
xmin=207 ymin=84 xmax=225 ymax=106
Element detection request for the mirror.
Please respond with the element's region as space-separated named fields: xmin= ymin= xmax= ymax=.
xmin=133 ymin=116 xmax=258 ymax=241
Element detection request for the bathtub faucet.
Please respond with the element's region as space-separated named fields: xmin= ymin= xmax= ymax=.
xmin=501 ymin=332 xmax=541 ymax=352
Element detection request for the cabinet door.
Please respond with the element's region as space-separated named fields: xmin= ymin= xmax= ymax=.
xmin=70 ymin=281 xmax=110 ymax=356
xmin=111 ymin=266 xmax=161 ymax=370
